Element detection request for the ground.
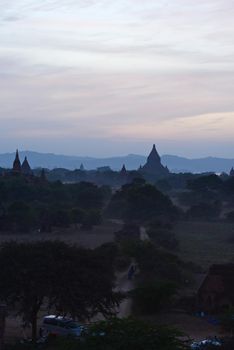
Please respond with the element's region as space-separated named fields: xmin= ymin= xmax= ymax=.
xmin=142 ymin=312 xmax=228 ymax=341
xmin=3 ymin=219 xmax=234 ymax=343
xmin=0 ymin=220 xmax=118 ymax=248
xmin=174 ymin=221 xmax=234 ymax=269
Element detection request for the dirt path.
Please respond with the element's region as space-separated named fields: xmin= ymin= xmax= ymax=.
xmin=140 ymin=226 xmax=150 ymax=241
xmin=115 ymin=226 xmax=149 ymax=318
xmin=115 ymin=264 xmax=136 ymax=318
xmin=114 ymin=226 xmax=148 ymax=318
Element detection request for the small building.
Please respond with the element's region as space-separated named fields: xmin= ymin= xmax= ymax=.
xmin=197 ymin=264 xmax=234 ymax=313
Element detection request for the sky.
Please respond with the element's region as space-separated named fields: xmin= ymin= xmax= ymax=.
xmin=0 ymin=0 xmax=234 ymax=158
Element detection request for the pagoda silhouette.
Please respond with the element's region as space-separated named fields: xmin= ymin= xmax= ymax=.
xmin=230 ymin=167 xmax=234 ymax=176
xmin=141 ymin=145 xmax=169 ymax=178
xmin=12 ymin=150 xmax=33 ymax=176
xmin=10 ymin=150 xmax=47 ymax=181
xmin=12 ymin=150 xmax=22 ymax=174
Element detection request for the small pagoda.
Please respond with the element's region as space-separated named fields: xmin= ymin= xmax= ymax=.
xmin=120 ymin=164 xmax=127 ymax=175
xmin=230 ymin=167 xmax=234 ymax=176
xmin=12 ymin=150 xmax=33 ymax=178
xmin=22 ymin=156 xmax=32 ymax=175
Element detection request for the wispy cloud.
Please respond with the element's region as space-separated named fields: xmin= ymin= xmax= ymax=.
xmin=0 ymin=0 xmax=234 ymax=156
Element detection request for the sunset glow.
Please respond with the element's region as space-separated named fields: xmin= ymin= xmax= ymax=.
xmin=1 ymin=0 xmax=234 ymax=157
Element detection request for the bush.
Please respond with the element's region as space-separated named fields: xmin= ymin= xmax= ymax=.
xmin=115 ymin=223 xmax=140 ymax=242
xmin=120 ymin=240 xmax=185 ymax=284
xmin=220 ymin=308 xmax=234 ymax=333
xmin=186 ymin=201 xmax=221 ymax=220
xmin=107 ymin=181 xmax=179 ymax=224
xmin=226 ymin=211 xmax=234 ymax=222
xmin=40 ymin=318 xmax=189 ymax=350
xmin=81 ymin=210 xmax=102 ymax=230
xmin=130 ymin=282 xmax=178 ymax=314
xmin=147 ymin=228 xmax=179 ymax=250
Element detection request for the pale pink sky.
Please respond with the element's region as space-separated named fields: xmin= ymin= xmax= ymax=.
xmin=0 ymin=0 xmax=234 ymax=157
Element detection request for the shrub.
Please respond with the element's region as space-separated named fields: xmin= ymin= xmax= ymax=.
xmin=130 ymin=282 xmax=178 ymax=314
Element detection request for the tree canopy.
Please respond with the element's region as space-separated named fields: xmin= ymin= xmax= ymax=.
xmin=107 ymin=180 xmax=178 ymax=223
xmin=0 ymin=178 xmax=107 ymax=232
xmin=0 ymin=241 xmax=120 ymax=342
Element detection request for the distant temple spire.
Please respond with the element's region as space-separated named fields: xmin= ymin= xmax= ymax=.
xmin=230 ymin=167 xmax=234 ymax=176
xmin=40 ymin=168 xmax=47 ymax=182
xmin=80 ymin=163 xmax=85 ymax=171
xmin=141 ymin=144 xmax=169 ymax=178
xmin=22 ymin=156 xmax=32 ymax=175
xmin=12 ymin=149 xmax=22 ymax=173
xmin=120 ymin=164 xmax=127 ymax=174
xmin=148 ymin=144 xmax=161 ymax=163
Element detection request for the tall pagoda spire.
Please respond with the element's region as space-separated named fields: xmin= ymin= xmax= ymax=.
xmin=22 ymin=156 xmax=32 ymax=175
xmin=230 ymin=167 xmax=234 ymax=176
xmin=147 ymin=144 xmax=161 ymax=163
xmin=12 ymin=149 xmax=22 ymax=173
xmin=80 ymin=163 xmax=85 ymax=171
xmin=141 ymin=144 xmax=169 ymax=178
xmin=120 ymin=164 xmax=127 ymax=174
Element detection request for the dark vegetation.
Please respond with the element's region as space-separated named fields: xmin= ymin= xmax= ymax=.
xmin=1 ymin=171 xmax=234 ymax=347
xmin=130 ymin=281 xmax=178 ymax=314
xmin=0 ymin=241 xmax=120 ymax=343
xmin=118 ymin=238 xmax=198 ymax=315
xmin=38 ymin=168 xmax=142 ymax=187
xmin=7 ymin=318 xmax=189 ymax=350
xmin=2 ymin=172 xmax=234 ymax=234
xmin=107 ymin=178 xmax=178 ymax=223
xmin=0 ymin=176 xmax=180 ymax=233
xmin=147 ymin=220 xmax=179 ymax=250
xmin=0 ymin=177 xmax=109 ymax=232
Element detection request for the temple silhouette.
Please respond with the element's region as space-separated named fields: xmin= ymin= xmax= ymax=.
xmin=1 ymin=146 xmax=170 ymax=184
xmin=12 ymin=150 xmax=32 ymax=176
xmin=140 ymin=144 xmax=170 ymax=178
xmin=9 ymin=150 xmax=46 ymax=181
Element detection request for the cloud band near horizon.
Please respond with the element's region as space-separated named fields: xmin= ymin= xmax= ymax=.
xmin=0 ymin=0 xmax=234 ymax=157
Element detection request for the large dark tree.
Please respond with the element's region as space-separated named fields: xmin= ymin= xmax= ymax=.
xmin=187 ymin=174 xmax=223 ymax=192
xmin=107 ymin=180 xmax=178 ymax=223
xmin=0 ymin=241 xmax=120 ymax=343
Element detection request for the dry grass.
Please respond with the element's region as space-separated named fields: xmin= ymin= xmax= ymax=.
xmin=174 ymin=221 xmax=234 ymax=270
xmin=0 ymin=220 xmax=119 ymax=249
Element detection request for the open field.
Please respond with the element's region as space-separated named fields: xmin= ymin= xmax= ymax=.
xmin=0 ymin=220 xmax=117 ymax=249
xmin=175 ymin=221 xmax=234 ymax=269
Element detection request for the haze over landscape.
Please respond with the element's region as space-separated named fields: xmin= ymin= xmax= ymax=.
xmin=1 ymin=0 xmax=234 ymax=157
xmin=2 ymin=2 xmax=234 ymax=348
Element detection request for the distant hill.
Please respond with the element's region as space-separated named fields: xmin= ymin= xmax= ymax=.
xmin=0 ymin=151 xmax=234 ymax=173
xmin=0 ymin=151 xmax=146 ymax=171
xmin=161 ymin=155 xmax=234 ymax=174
